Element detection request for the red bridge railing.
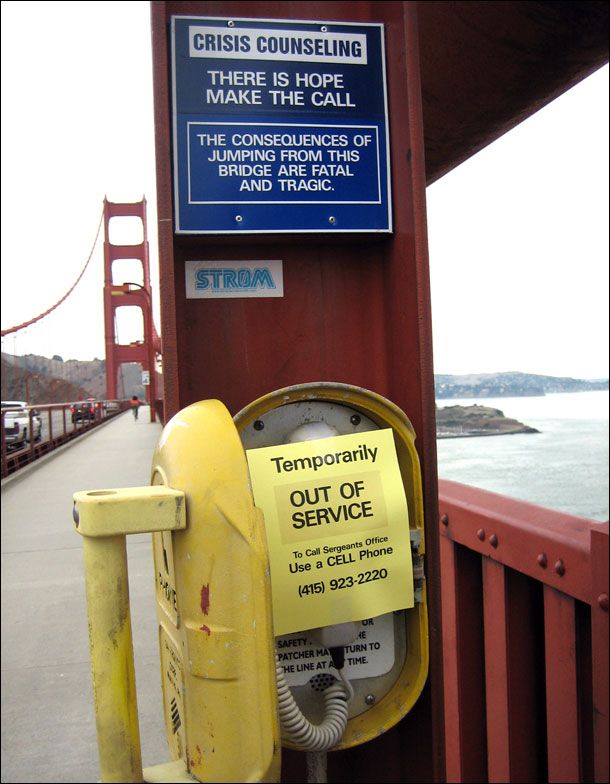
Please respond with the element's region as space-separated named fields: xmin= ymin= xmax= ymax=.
xmin=439 ymin=479 xmax=608 ymax=783
xmin=0 ymin=401 xmax=131 ymax=479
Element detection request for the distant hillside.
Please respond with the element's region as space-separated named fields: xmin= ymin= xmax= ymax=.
xmin=1 ymin=352 xmax=146 ymax=403
xmin=1 ymin=355 xmax=93 ymax=404
xmin=2 ymin=352 xmax=606 ymax=407
xmin=435 ymin=371 xmax=608 ymax=399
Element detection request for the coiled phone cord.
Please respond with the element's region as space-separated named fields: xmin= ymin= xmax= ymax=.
xmin=275 ymin=654 xmax=354 ymax=751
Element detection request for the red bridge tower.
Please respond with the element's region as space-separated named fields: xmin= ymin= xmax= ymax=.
xmin=103 ymin=197 xmax=160 ymax=421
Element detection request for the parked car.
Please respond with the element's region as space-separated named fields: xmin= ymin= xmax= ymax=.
xmin=1 ymin=407 xmax=42 ymax=449
xmin=70 ymin=399 xmax=100 ymax=423
xmin=1 ymin=400 xmax=29 ymax=410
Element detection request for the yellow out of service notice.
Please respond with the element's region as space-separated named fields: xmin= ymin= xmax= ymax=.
xmin=246 ymin=428 xmax=414 ymax=636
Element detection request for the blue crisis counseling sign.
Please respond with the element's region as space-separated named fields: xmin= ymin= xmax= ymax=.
xmin=171 ymin=17 xmax=392 ymax=234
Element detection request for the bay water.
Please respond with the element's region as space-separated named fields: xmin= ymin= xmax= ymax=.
xmin=435 ymin=390 xmax=609 ymax=521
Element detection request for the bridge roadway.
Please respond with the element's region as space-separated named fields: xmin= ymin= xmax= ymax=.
xmin=1 ymin=407 xmax=171 ymax=783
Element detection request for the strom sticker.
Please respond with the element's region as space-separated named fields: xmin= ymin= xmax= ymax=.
xmin=195 ymin=266 xmax=275 ymax=291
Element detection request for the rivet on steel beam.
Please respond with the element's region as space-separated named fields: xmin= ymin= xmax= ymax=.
xmin=365 ymin=694 xmax=376 ymax=706
xmin=537 ymin=553 xmax=548 ymax=568
xmin=253 ymin=420 xmax=265 ymax=431
xmin=477 ymin=529 xmax=485 ymax=541
xmin=598 ymin=593 xmax=609 ymax=612
xmin=489 ymin=534 xmax=498 ymax=548
xmin=440 ymin=514 xmax=449 ymax=526
xmin=554 ymin=559 xmax=566 ymax=577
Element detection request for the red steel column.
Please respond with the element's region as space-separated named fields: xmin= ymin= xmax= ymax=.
xmin=151 ymin=2 xmax=441 ymax=779
xmin=591 ymin=524 xmax=609 ymax=784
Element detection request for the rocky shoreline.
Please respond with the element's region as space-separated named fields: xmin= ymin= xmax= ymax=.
xmin=436 ymin=404 xmax=540 ymax=439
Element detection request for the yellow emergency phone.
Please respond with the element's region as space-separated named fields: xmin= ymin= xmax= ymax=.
xmin=234 ymin=382 xmax=428 ymax=751
xmin=149 ymin=382 xmax=427 ymax=778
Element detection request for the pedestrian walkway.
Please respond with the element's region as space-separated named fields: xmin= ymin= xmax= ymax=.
xmin=1 ymin=408 xmax=170 ymax=783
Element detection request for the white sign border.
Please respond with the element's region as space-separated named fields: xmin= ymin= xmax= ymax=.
xmin=187 ymin=122 xmax=381 ymax=206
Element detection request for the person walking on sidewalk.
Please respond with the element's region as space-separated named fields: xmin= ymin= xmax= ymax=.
xmin=130 ymin=395 xmax=141 ymax=420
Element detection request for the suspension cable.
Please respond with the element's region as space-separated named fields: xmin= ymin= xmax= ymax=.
xmin=1 ymin=207 xmax=104 ymax=337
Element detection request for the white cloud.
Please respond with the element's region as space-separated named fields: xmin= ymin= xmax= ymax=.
xmin=427 ymin=65 xmax=609 ymax=379
xmin=1 ymin=4 xmax=607 ymax=381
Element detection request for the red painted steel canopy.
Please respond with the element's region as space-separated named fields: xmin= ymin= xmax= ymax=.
xmin=417 ymin=0 xmax=609 ymax=184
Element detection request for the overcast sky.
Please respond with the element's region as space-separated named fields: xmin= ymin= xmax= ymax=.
xmin=1 ymin=2 xmax=608 ymax=380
